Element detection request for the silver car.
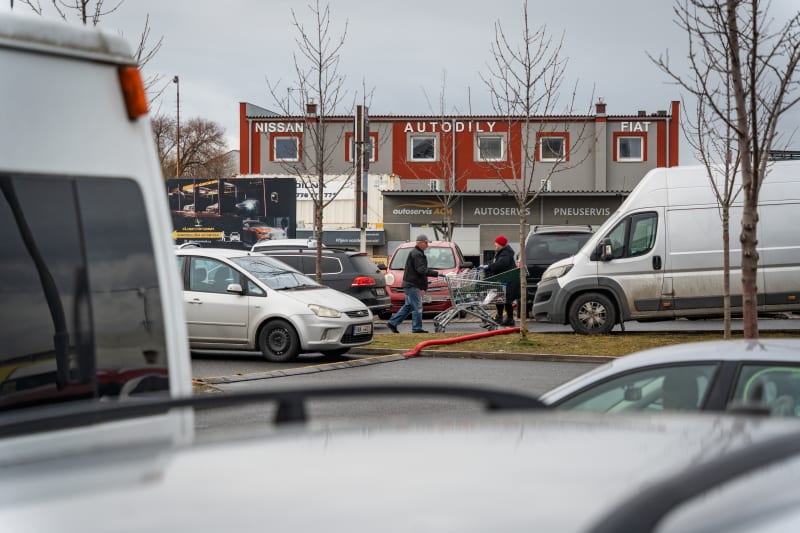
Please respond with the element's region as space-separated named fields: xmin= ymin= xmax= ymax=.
xmin=542 ymin=338 xmax=800 ymax=417
xmin=176 ymin=248 xmax=373 ymax=361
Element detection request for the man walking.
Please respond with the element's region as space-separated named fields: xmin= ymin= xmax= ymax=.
xmin=387 ymin=234 xmax=440 ymax=333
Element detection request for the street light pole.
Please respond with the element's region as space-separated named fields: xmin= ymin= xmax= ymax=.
xmin=173 ymin=75 xmax=180 ymax=178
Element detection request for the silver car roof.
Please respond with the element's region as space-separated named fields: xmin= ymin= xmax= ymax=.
xmin=542 ymin=338 xmax=800 ymax=404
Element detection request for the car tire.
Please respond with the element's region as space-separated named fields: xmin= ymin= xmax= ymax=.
xmin=321 ymin=348 xmax=350 ymax=357
xmin=258 ymin=319 xmax=301 ymax=362
xmin=377 ymin=310 xmax=392 ymax=320
xmin=568 ymin=293 xmax=616 ymax=335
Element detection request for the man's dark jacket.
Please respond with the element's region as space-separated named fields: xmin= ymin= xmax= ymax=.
xmin=485 ymin=244 xmax=521 ymax=302
xmin=402 ymin=245 xmax=439 ymax=290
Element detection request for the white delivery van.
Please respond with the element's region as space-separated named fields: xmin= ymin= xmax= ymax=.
xmin=533 ymin=161 xmax=800 ymax=334
xmin=0 ymin=13 xmax=193 ymax=464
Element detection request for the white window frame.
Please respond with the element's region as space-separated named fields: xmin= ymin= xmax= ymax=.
xmin=476 ymin=133 xmax=506 ymax=162
xmin=349 ymin=137 xmax=376 ymax=162
xmin=617 ymin=136 xmax=644 ymax=162
xmin=539 ymin=136 xmax=565 ymax=162
xmin=408 ymin=135 xmax=438 ymax=162
xmin=274 ymin=136 xmax=299 ymax=161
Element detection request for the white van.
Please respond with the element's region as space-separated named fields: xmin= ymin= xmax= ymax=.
xmin=533 ymin=161 xmax=800 ymax=334
xmin=0 ymin=14 xmax=193 ymax=463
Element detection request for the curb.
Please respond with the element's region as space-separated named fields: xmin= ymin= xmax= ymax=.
xmin=348 ymin=347 xmax=613 ymax=364
xmin=199 ymin=353 xmax=408 ymax=385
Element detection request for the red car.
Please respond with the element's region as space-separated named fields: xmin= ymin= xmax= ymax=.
xmin=382 ymin=240 xmax=472 ymax=318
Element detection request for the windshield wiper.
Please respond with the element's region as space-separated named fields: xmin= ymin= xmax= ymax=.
xmin=0 ymin=384 xmax=547 ymax=439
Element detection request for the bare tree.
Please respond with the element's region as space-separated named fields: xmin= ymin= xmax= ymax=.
xmin=654 ymin=0 xmax=800 ymax=338
xmin=266 ymin=0 xmax=353 ymax=281
xmin=151 ymin=114 xmax=229 ymax=180
xmin=481 ymin=0 xmax=593 ymax=338
xmin=652 ymin=1 xmax=745 ymax=339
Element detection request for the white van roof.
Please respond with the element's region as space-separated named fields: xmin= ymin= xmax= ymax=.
xmin=0 ymin=12 xmax=133 ymax=63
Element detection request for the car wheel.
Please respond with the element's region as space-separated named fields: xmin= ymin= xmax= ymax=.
xmin=258 ymin=319 xmax=300 ymax=362
xmin=568 ymin=293 xmax=616 ymax=335
xmin=377 ymin=310 xmax=392 ymax=320
xmin=321 ymin=348 xmax=350 ymax=357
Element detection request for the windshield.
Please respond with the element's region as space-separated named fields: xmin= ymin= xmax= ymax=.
xmin=526 ymin=233 xmax=592 ymax=263
xmin=390 ymin=246 xmax=456 ymax=269
xmin=231 ymin=256 xmax=321 ymax=290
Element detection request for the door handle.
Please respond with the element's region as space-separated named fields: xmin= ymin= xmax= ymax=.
xmin=652 ymin=255 xmax=662 ymax=270
xmin=188 ymin=298 xmax=202 ymax=304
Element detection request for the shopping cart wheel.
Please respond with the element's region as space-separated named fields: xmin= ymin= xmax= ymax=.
xmin=434 ymin=324 xmax=446 ymax=332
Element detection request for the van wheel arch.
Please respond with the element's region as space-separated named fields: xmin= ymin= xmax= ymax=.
xmin=567 ymin=291 xmax=619 ymax=335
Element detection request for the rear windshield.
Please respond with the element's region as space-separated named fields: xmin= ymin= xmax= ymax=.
xmin=390 ymin=246 xmax=456 ymax=269
xmin=526 ymin=233 xmax=592 ymax=263
xmin=350 ymin=254 xmax=380 ymax=274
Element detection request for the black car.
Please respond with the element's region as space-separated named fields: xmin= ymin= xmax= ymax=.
xmin=254 ymin=247 xmax=391 ymax=315
xmin=523 ymin=225 xmax=594 ymax=316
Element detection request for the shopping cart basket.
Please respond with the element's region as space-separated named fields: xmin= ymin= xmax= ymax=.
xmin=432 ymin=269 xmax=506 ymax=332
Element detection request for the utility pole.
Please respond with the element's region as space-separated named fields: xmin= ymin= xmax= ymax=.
xmin=173 ymin=75 xmax=180 ymax=178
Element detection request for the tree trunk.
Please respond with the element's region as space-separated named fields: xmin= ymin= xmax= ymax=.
xmin=722 ymin=207 xmax=731 ymax=340
xmin=518 ymin=208 xmax=528 ymax=339
xmin=740 ymin=197 xmax=759 ymax=338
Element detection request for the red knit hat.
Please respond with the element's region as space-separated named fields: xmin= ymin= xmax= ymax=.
xmin=495 ymin=235 xmax=508 ymax=246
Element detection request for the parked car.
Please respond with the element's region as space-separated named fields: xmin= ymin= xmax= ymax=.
xmin=254 ymin=247 xmax=391 ymax=316
xmin=384 ymin=240 xmax=473 ymax=318
xmin=543 ymin=338 xmax=800 ymax=417
xmin=521 ymin=225 xmax=594 ymax=317
xmin=5 ymin=386 xmax=800 ymax=532
xmin=175 ymin=248 xmax=373 ymax=361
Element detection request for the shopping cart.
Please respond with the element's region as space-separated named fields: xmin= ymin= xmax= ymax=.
xmin=432 ymin=269 xmax=506 ymax=332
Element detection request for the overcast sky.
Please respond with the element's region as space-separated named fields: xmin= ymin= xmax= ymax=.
xmin=7 ymin=0 xmax=799 ymax=163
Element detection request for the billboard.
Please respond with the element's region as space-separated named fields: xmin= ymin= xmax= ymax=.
xmin=166 ymin=177 xmax=296 ymax=245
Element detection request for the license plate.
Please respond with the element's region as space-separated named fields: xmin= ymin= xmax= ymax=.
xmin=422 ymin=295 xmax=432 ymax=303
xmin=376 ymin=288 xmax=386 ymax=295
xmin=354 ymin=324 xmax=372 ymax=335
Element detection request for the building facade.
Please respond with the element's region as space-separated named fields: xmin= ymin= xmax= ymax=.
xmin=239 ymin=100 xmax=680 ymax=262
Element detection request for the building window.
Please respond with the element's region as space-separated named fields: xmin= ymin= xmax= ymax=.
xmin=536 ymin=132 xmax=570 ymax=162
xmin=345 ymin=132 xmax=378 ymax=162
xmin=476 ymin=134 xmax=506 ymax=161
xmin=274 ymin=136 xmax=299 ymax=161
xmin=408 ymin=135 xmax=437 ymax=162
xmin=615 ymin=133 xmax=646 ymax=162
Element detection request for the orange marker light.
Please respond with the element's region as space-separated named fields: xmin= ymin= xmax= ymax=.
xmin=118 ymin=66 xmax=148 ymax=120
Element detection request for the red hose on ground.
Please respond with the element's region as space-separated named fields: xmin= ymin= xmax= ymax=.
xmin=403 ymin=327 xmax=520 ymax=358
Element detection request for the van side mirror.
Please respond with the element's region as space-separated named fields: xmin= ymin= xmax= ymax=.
xmin=595 ymin=238 xmax=613 ymax=261
xmin=377 ymin=262 xmax=387 ymax=270
xmin=226 ymin=283 xmax=244 ymax=295
xmin=461 ymin=261 xmax=474 ymax=269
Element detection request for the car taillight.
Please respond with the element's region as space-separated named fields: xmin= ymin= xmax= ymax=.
xmin=352 ymin=277 xmax=377 ymax=287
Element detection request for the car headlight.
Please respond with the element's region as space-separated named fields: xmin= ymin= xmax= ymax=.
xmin=540 ymin=264 xmax=573 ymax=283
xmin=385 ymin=273 xmax=395 ymax=285
xmin=308 ymin=304 xmax=342 ymax=318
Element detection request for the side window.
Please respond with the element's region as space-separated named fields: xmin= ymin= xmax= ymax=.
xmin=190 ymin=258 xmax=237 ymax=294
xmin=320 ymin=257 xmax=343 ymax=274
xmin=733 ymin=365 xmax=800 ymax=417
xmin=0 ymin=175 xmax=169 ymax=419
xmin=270 ymin=255 xmax=304 ymax=272
xmin=245 ymin=279 xmax=265 ymax=297
xmin=557 ymin=364 xmax=718 ymax=413
xmin=602 ymin=212 xmax=657 ymax=259
xmin=628 ymin=213 xmax=657 ymax=257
